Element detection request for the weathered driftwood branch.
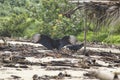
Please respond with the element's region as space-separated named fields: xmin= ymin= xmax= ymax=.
xmin=0 ymin=40 xmax=44 ymax=48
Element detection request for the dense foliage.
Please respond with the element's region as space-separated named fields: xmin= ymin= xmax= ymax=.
xmin=0 ymin=0 xmax=81 ymax=38
xmin=0 ymin=0 xmax=120 ymax=44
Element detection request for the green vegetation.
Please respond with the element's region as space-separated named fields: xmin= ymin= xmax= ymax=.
xmin=104 ymin=35 xmax=120 ymax=44
xmin=0 ymin=0 xmax=120 ymax=44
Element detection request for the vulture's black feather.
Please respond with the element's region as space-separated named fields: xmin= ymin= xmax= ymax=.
xmin=66 ymin=43 xmax=84 ymax=51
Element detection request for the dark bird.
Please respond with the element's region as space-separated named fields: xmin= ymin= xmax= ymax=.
xmin=32 ymin=34 xmax=78 ymax=50
xmin=59 ymin=35 xmax=77 ymax=49
xmin=32 ymin=34 xmax=53 ymax=50
xmin=32 ymin=33 xmax=41 ymax=43
xmin=59 ymin=36 xmax=71 ymax=49
xmin=65 ymin=43 xmax=84 ymax=51
xmin=52 ymin=39 xmax=60 ymax=49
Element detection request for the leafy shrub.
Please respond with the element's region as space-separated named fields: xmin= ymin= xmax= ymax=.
xmin=0 ymin=14 xmax=28 ymax=37
xmin=104 ymin=35 xmax=120 ymax=44
xmin=0 ymin=0 xmax=81 ymax=38
xmin=77 ymin=31 xmax=94 ymax=42
xmin=92 ymin=33 xmax=108 ymax=42
xmin=0 ymin=0 xmax=120 ymax=45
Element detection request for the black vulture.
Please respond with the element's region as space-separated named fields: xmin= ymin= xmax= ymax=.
xmin=65 ymin=43 xmax=84 ymax=51
xmin=59 ymin=36 xmax=71 ymax=49
xmin=52 ymin=39 xmax=60 ymax=49
xmin=59 ymin=35 xmax=77 ymax=49
xmin=69 ymin=35 xmax=77 ymax=44
xmin=32 ymin=34 xmax=54 ymax=50
xmin=32 ymin=34 xmax=78 ymax=50
xmin=32 ymin=34 xmax=41 ymax=43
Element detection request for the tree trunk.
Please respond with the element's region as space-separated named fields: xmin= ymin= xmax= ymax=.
xmin=83 ymin=6 xmax=87 ymax=56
